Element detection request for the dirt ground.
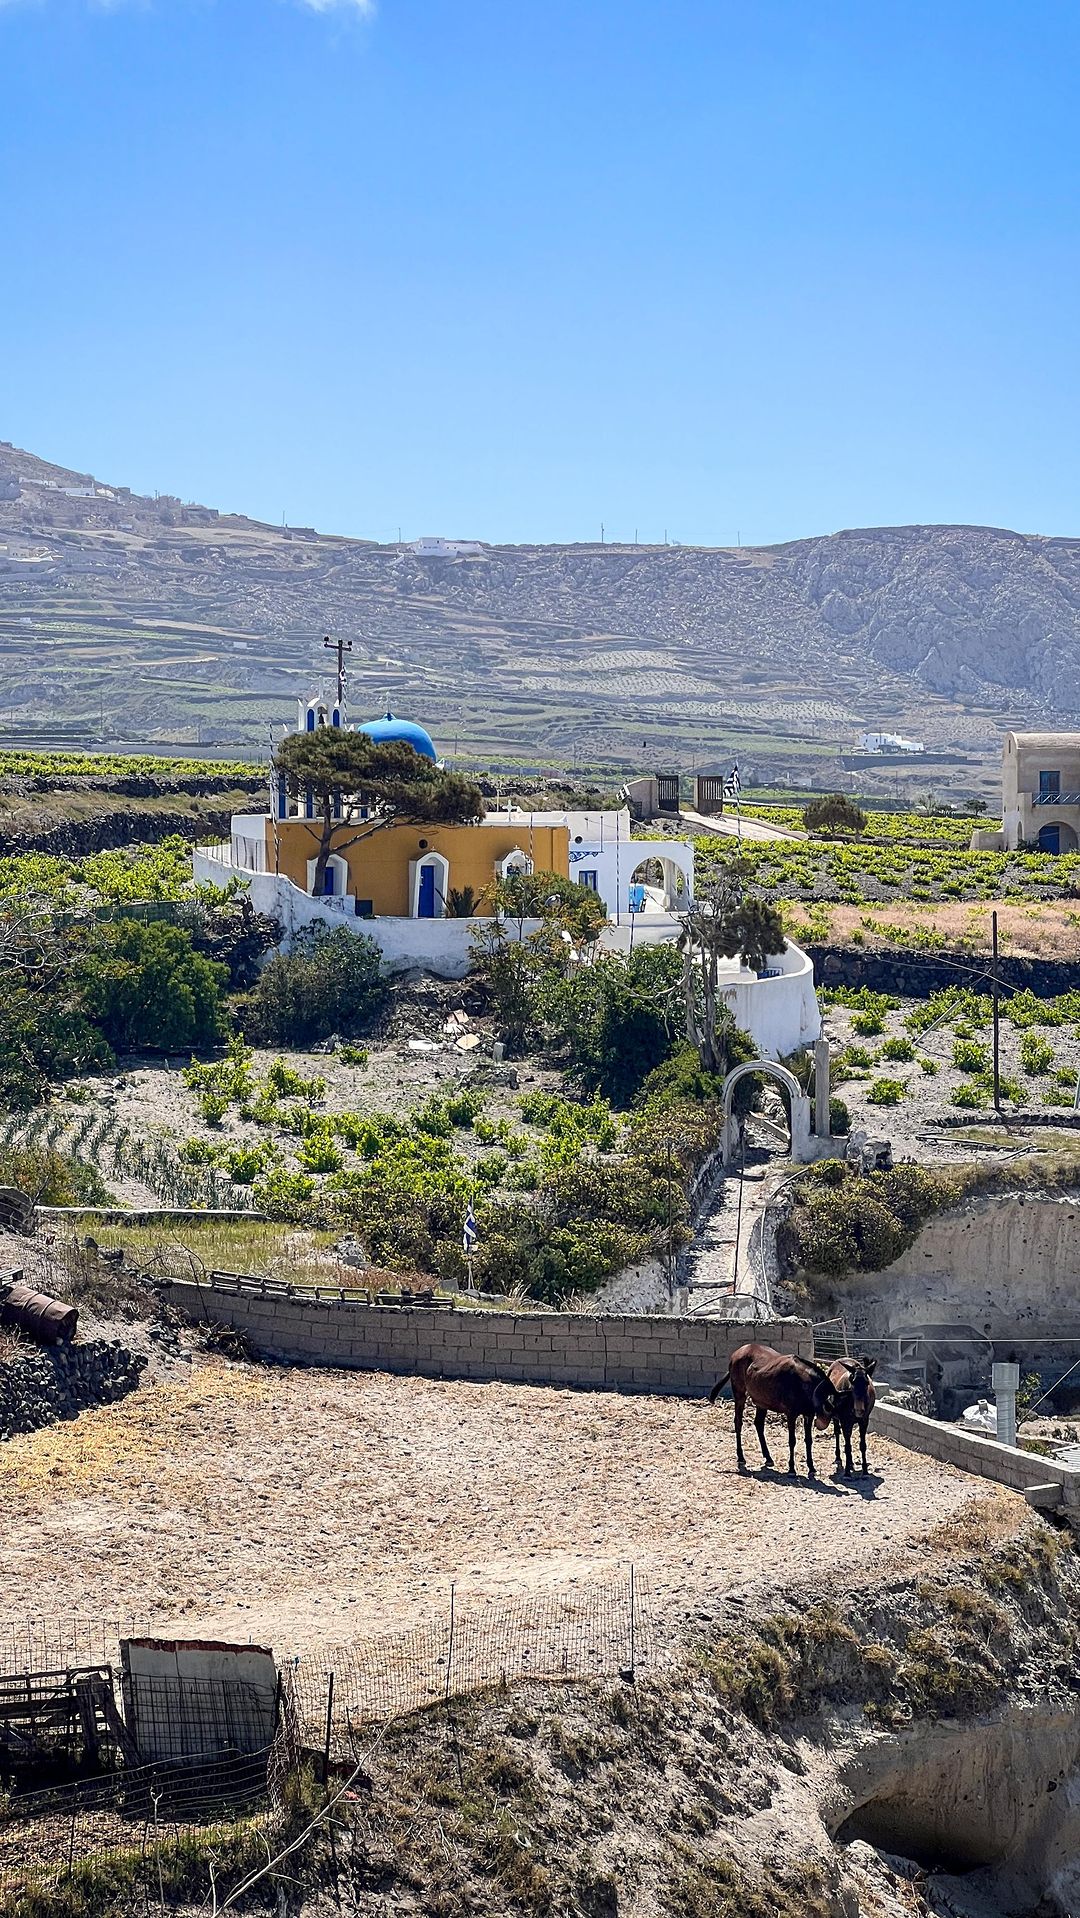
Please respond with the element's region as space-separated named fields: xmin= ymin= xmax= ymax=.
xmin=0 ymin=1353 xmax=1018 ymax=1660
xmin=787 ymin=898 xmax=1080 ymax=959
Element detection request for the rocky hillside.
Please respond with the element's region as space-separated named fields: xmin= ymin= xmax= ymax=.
xmin=1 ymin=440 xmax=1076 ymax=780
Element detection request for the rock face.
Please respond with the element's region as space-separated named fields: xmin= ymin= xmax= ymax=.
xmin=775 ymin=523 xmax=1080 ymax=712
xmin=0 ymin=1338 xmax=146 ymax=1441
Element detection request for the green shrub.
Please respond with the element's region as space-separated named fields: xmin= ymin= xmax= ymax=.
xmin=852 ymin=1011 xmax=886 ymax=1037
xmin=952 ymin=1037 xmax=989 ymax=1074
xmin=786 ymin=1161 xmax=956 ymax=1277
xmin=180 ymin=1136 xmax=219 ymax=1166
xmin=828 ymin=1096 xmax=850 ymax=1136
xmin=539 ymin=944 xmax=683 ymax=1105
xmin=474 ymin=1152 xmax=508 ymax=1188
xmin=919 ymin=1057 xmax=939 ymax=1075
xmin=251 ymin=1166 xmax=316 ymax=1219
xmin=199 ymin=1092 xmax=228 ymax=1127
xmin=298 ymin=1133 xmax=343 ymax=1175
xmin=950 ymin=1081 xmax=988 ymax=1109
xmin=239 ymin=924 xmax=385 ymax=1046
xmin=339 ymin=1043 xmax=369 ymax=1066
xmin=867 ymin=1077 xmax=904 ymax=1106
xmin=79 ymin=920 xmax=229 ymax=1053
xmin=1019 ymin=1033 xmax=1054 ymax=1077
xmin=802 ymin=793 xmax=867 ymax=835
xmin=838 ymin=1044 xmax=874 ymax=1069
xmin=223 ymin=1143 xmax=269 ymax=1184
xmin=880 ymin=1037 xmax=915 ymax=1062
xmin=266 ymin=1058 xmax=325 ymax=1101
xmin=518 ymin=1091 xmax=618 ymax=1150
xmin=444 ymin=1086 xmax=485 ymax=1127
xmin=905 ymin=987 xmax=991 ymax=1034
xmin=0 ymin=1144 xmax=110 ymax=1208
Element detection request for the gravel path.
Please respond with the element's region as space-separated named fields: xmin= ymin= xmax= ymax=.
xmin=0 ymin=1356 xmax=1015 ymax=1658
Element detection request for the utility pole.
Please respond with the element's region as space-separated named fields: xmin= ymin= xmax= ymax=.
xmin=991 ymin=909 xmax=1001 ymax=1113
xmin=323 ymin=634 xmax=353 ymax=715
xmin=600 ymin=522 xmax=605 ymax=546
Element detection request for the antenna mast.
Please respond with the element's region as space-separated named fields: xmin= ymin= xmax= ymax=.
xmin=323 ymin=633 xmax=353 ymax=716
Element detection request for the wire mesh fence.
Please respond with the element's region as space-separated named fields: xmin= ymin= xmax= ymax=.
xmin=0 ymin=1613 xmax=149 ymax=1678
xmin=0 ymin=1741 xmax=286 ymax=1901
xmin=289 ymin=1571 xmax=651 ymax=1762
xmin=0 ymin=1575 xmax=651 ymax=1905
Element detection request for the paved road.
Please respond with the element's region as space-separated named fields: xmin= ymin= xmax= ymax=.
xmin=678 ymin=808 xmax=805 ymax=844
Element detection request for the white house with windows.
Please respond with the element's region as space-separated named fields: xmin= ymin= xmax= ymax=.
xmin=482 ymin=803 xmax=695 ymax=923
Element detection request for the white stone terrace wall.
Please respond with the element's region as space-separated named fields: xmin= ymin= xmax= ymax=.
xmin=194 ymin=848 xmax=817 ymax=1050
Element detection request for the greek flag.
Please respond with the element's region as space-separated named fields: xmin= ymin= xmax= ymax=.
xmin=725 ymin=761 xmax=741 ymax=799
xmin=462 ymin=1203 xmax=478 ymax=1255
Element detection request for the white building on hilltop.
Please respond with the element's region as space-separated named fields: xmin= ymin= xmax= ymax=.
xmin=411 ymin=536 xmax=485 ymax=558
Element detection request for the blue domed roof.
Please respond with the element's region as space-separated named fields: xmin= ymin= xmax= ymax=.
xmin=356 ymin=711 xmax=437 ymax=760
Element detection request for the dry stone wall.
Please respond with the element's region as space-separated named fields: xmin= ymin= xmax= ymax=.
xmin=161 ymin=1277 xmax=811 ymax=1396
xmin=0 ymin=1339 xmax=146 ymax=1441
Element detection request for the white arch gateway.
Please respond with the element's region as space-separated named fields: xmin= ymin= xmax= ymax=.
xmin=720 ymin=1059 xmax=813 ymax=1164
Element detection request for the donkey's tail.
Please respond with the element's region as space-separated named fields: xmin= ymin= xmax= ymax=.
xmin=708 ymin=1372 xmax=730 ymax=1405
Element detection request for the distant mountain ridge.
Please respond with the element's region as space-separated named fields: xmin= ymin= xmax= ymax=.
xmin=0 ymin=440 xmax=1075 ymax=773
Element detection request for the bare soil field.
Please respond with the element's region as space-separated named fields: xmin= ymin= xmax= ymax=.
xmin=786 ymin=898 xmax=1080 ymax=958
xmin=0 ymin=1353 xmax=1017 ymax=1659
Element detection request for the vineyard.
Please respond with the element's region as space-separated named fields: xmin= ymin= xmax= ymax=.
xmin=0 ymin=748 xmax=257 ymax=781
xmin=820 ymin=982 xmax=1080 ymax=1141
xmin=738 ymin=804 xmax=989 ymax=847
xmin=697 ymin=828 xmax=1080 ymax=906
xmin=0 ymin=836 xmax=199 ymax=903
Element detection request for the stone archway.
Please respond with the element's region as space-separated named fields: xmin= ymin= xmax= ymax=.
xmin=720 ymin=1059 xmax=813 ymax=1164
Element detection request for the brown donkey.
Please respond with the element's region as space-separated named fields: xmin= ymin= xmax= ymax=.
xmin=818 ymin=1356 xmax=877 ymax=1476
xmin=709 ymin=1342 xmax=846 ymax=1478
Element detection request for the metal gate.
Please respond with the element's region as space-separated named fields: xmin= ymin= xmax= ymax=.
xmin=656 ymin=773 xmax=681 ymax=814
xmin=694 ymin=774 xmax=726 ymax=815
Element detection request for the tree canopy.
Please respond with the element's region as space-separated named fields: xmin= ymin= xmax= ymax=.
xmin=275 ymin=728 xmax=485 ymax=893
xmin=802 ymin=792 xmax=868 ymax=836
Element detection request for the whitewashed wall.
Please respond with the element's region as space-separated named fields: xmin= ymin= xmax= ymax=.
xmin=193 ymin=850 xmax=819 ymax=1050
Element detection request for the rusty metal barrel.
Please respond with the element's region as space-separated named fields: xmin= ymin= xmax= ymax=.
xmin=0 ymin=1279 xmax=78 ymax=1345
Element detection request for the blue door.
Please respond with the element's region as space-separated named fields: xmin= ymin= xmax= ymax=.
xmin=322 ymin=864 xmax=336 ymax=895
xmin=418 ymin=863 xmax=436 ymax=917
xmin=1039 ymin=825 xmax=1061 ymax=855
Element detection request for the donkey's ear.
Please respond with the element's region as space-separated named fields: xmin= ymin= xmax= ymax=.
xmin=863 ymin=1357 xmax=878 ymax=1377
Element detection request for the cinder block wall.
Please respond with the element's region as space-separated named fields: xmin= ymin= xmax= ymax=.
xmin=163 ymin=1278 xmax=811 ymax=1398
xmin=874 ymin=1400 xmax=1080 ymax=1516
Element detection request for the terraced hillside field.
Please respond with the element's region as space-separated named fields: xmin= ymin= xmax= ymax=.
xmin=2 ymin=440 xmax=1076 ymax=787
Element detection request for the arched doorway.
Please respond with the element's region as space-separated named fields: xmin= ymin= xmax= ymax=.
xmin=1036 ymin=820 xmax=1079 ymax=855
xmin=305 ymin=853 xmax=350 ymax=899
xmin=720 ymin=1059 xmax=813 ymax=1163
xmin=410 ymin=851 xmax=450 ymax=918
xmin=627 ymin=850 xmax=693 ymax=914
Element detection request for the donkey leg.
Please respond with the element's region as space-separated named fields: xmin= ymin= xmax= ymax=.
xmin=734 ymin=1391 xmax=747 ymax=1468
xmin=787 ymin=1413 xmax=798 ymax=1473
xmin=804 ymin=1415 xmax=816 ymax=1478
xmin=859 ymin=1417 xmax=869 ymax=1475
xmin=754 ymin=1404 xmax=773 ymax=1468
xmin=842 ymin=1417 xmax=855 ymax=1477
xmin=834 ymin=1418 xmax=842 ymax=1473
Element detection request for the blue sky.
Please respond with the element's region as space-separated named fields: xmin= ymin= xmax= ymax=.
xmin=2 ymin=0 xmax=1078 ymax=546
